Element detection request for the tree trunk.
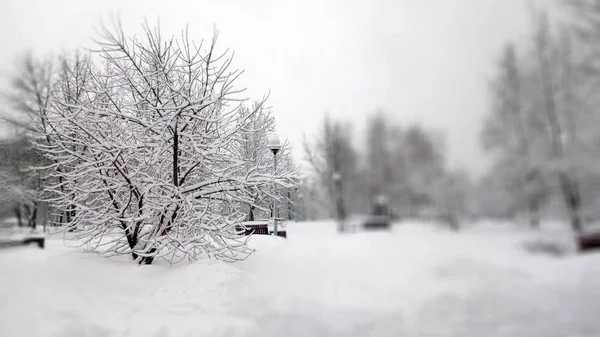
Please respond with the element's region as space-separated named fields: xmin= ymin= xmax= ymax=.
xmin=65 ymin=208 xmax=71 ymax=224
xmin=138 ymin=248 xmax=156 ymax=265
xmin=66 ymin=203 xmax=76 ymax=231
xmin=139 ymin=209 xmax=178 ymax=265
xmin=29 ymin=203 xmax=38 ymax=230
xmin=529 ymin=199 xmax=540 ymax=229
xmin=70 ymin=204 xmax=76 ymax=223
xmin=127 ymin=235 xmax=138 ymax=260
xmin=288 ymin=190 xmax=292 ymax=221
xmin=447 ymin=214 xmax=459 ymax=231
xmin=248 ymin=205 xmax=255 ymax=221
xmin=559 ymin=172 xmax=582 ymax=232
xmin=58 ymin=207 xmax=64 ymax=226
xmin=15 ymin=206 xmax=23 ymax=227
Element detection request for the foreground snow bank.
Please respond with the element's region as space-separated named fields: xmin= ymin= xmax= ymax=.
xmin=1 ymin=221 xmax=599 ymax=337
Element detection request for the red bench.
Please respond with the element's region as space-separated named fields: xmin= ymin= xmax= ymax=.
xmin=578 ymin=231 xmax=600 ymax=251
xmin=236 ymin=220 xmax=287 ymax=238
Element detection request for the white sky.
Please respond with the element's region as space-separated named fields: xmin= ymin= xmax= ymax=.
xmin=0 ymin=0 xmax=554 ymax=177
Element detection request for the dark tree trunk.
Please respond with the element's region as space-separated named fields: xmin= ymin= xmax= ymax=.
xmin=58 ymin=212 xmax=63 ymax=226
xmin=29 ymin=203 xmax=38 ymax=230
xmin=66 ymin=203 xmax=76 ymax=231
xmin=70 ymin=204 xmax=76 ymax=222
xmin=15 ymin=206 xmax=23 ymax=227
xmin=139 ymin=208 xmax=179 ymax=265
xmin=248 ymin=205 xmax=255 ymax=221
xmin=559 ymin=172 xmax=582 ymax=232
xmin=288 ymin=190 xmax=292 ymax=221
xmin=126 ymin=234 xmax=138 ymax=260
xmin=529 ymin=199 xmax=540 ymax=229
xmin=138 ymin=248 xmax=156 ymax=265
xmin=447 ymin=214 xmax=459 ymax=231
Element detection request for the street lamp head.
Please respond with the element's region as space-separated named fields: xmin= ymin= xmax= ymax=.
xmin=332 ymin=172 xmax=341 ymax=182
xmin=268 ymin=133 xmax=282 ymax=155
xmin=374 ymin=194 xmax=389 ymax=205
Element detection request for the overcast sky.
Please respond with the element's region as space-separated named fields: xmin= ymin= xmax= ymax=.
xmin=0 ymin=0 xmax=555 ymax=177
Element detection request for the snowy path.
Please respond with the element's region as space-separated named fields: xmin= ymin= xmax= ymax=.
xmin=1 ymin=221 xmax=599 ymax=337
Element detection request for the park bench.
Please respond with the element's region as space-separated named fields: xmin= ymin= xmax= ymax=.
xmin=362 ymin=215 xmax=391 ymax=231
xmin=577 ymin=227 xmax=600 ymax=252
xmin=236 ymin=219 xmax=287 ymax=238
xmin=362 ymin=195 xmax=392 ymax=231
xmin=0 ymin=218 xmax=45 ymax=250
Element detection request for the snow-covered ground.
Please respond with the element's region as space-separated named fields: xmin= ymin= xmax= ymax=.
xmin=1 ymin=220 xmax=600 ymax=337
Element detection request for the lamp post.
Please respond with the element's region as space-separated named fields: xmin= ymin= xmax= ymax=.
xmin=332 ymin=172 xmax=345 ymax=232
xmin=268 ymin=133 xmax=282 ymax=237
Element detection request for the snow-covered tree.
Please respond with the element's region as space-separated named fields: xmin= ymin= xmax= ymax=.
xmin=481 ymin=42 xmax=553 ymax=228
xmin=529 ymin=12 xmax=585 ymax=231
xmin=402 ymin=124 xmax=447 ymax=217
xmin=364 ymin=112 xmax=393 ymax=200
xmin=433 ymin=169 xmax=472 ymax=230
xmin=33 ymin=20 xmax=295 ymax=264
xmin=361 ymin=111 xmax=452 ymax=219
xmin=2 ymin=52 xmax=55 ymax=134
xmin=0 ymin=137 xmax=31 ymax=224
xmin=564 ymin=0 xmax=600 ymax=222
xmin=232 ymin=102 xmax=298 ymax=221
xmin=1 ymin=53 xmax=59 ymax=227
xmin=480 ymin=6 xmax=600 ymax=230
xmin=303 ymin=114 xmax=360 ymax=219
xmin=0 ymin=133 xmax=49 ymax=228
xmin=302 ymin=109 xmax=465 ymax=223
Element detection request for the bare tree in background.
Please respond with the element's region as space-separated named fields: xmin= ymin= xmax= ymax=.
xmin=481 ymin=43 xmax=551 ymax=228
xmin=0 ymin=136 xmax=45 ymax=227
xmin=1 ymin=54 xmax=56 ymax=228
xmin=303 ymin=114 xmax=359 ymax=220
xmin=480 ymin=5 xmax=600 ymax=230
xmin=1 ymin=51 xmax=96 ymax=228
xmin=365 ymin=112 xmax=393 ymax=202
xmin=2 ymin=53 xmax=54 ymax=134
xmin=530 ymin=11 xmax=583 ymax=231
xmin=564 ymin=0 xmax=600 ymax=223
xmin=435 ymin=169 xmax=471 ymax=231
xmin=402 ymin=124 xmax=447 ymax=218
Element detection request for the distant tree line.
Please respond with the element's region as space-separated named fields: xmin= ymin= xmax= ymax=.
xmin=302 ymin=2 xmax=600 ymax=233
xmin=302 ymin=112 xmax=469 ymax=230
